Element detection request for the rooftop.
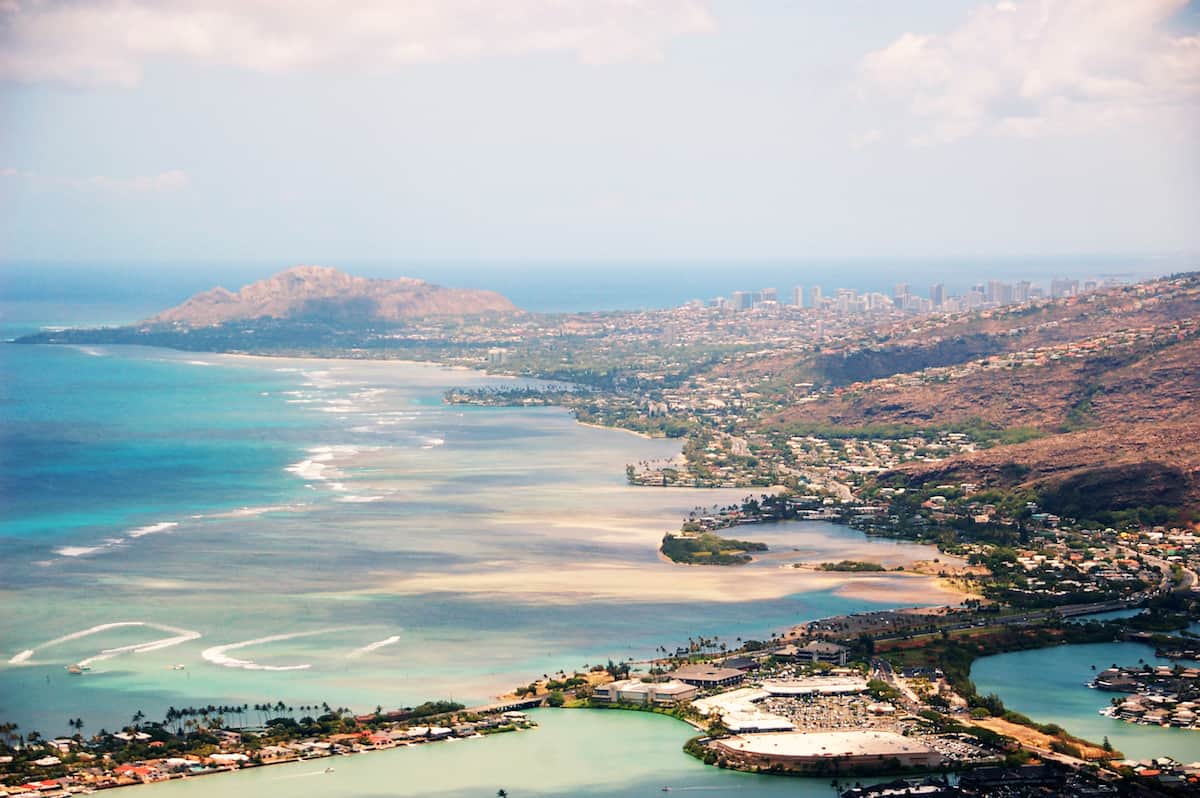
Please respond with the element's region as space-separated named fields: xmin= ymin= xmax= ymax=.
xmin=719 ymin=730 xmax=935 ymax=759
xmin=672 ymin=664 xmax=745 ymax=682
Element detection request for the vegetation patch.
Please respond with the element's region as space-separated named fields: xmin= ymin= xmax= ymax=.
xmin=661 ymin=532 xmax=768 ymax=565
xmin=817 ymin=560 xmax=886 ymax=572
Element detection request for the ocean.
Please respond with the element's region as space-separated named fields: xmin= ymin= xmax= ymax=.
xmin=0 ymin=325 xmax=951 ymax=741
xmin=2 ymin=269 xmax=1190 ymax=793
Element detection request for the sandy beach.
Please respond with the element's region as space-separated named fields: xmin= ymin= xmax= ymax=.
xmin=574 ymin=420 xmax=659 ymax=440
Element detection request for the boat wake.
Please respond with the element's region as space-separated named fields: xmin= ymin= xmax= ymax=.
xmin=200 ymin=629 xmax=346 ymax=671
xmin=346 ymin=634 xmax=401 ymax=658
xmin=7 ymin=621 xmax=201 ymax=666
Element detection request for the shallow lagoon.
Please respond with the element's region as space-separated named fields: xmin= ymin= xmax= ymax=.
xmin=1 ymin=345 xmax=953 ymax=736
xmin=119 ymin=709 xmax=864 ymax=798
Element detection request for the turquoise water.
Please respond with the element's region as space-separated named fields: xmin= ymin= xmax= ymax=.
xmin=5 ymin=321 xmax=1191 ymax=791
xmin=1 ymin=341 xmax=948 ymax=740
xmin=1 ymin=342 xmax=313 ymax=542
xmin=972 ymin=642 xmax=1200 ymax=762
xmin=119 ymin=709 xmax=863 ymax=798
xmin=1066 ymin=609 xmax=1144 ymax=624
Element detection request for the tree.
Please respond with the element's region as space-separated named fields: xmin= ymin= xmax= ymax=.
xmin=497 ymin=791 xmax=509 ymax=798
xmin=547 ymin=691 xmax=565 ymax=708
xmin=0 ymin=722 xmax=18 ymax=749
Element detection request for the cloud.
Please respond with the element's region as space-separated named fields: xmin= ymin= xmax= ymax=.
xmin=858 ymin=0 xmax=1200 ymax=143
xmin=0 ymin=0 xmax=716 ymax=87
xmin=849 ymin=129 xmax=883 ymax=150
xmin=3 ymin=167 xmax=191 ymax=193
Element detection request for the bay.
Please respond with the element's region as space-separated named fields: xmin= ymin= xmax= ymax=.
xmin=116 ymin=709 xmax=863 ymax=798
xmin=1 ymin=342 xmax=957 ymax=740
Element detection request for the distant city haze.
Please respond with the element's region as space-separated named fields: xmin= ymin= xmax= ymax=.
xmin=0 ymin=255 xmax=1185 ymax=325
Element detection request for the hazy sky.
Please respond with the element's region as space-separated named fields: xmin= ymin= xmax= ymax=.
xmin=1 ymin=0 xmax=1198 ymax=265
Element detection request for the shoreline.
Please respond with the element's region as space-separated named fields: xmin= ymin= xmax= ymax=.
xmin=3 ymin=341 xmax=973 ymax=794
xmin=5 ymin=601 xmax=1166 ymax=793
xmin=574 ymin=419 xmax=659 ymax=440
xmin=218 ymin=351 xmax=477 ymax=373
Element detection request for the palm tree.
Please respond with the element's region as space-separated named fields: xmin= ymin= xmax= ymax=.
xmin=0 ymin=722 xmax=18 ymax=748
xmin=497 ymin=791 xmax=508 ymax=798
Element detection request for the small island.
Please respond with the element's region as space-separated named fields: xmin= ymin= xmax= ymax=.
xmin=817 ymin=560 xmax=887 ymax=572
xmin=660 ymin=532 xmax=768 ymax=565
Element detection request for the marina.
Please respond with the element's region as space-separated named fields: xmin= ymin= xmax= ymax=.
xmin=972 ymin=641 xmax=1200 ymax=763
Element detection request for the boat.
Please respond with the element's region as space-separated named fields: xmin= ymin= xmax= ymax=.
xmin=171 ymin=664 xmax=186 ymax=670
xmin=66 ymin=665 xmax=84 ymax=675
xmin=324 ymin=767 xmax=336 ymax=774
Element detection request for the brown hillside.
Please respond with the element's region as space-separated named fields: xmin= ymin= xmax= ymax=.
xmin=890 ymin=422 xmax=1200 ymax=513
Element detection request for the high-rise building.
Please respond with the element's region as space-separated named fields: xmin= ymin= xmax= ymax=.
xmin=791 ymin=286 xmax=804 ymax=307
xmin=987 ymin=280 xmax=1014 ymax=304
xmin=1013 ymin=281 xmax=1031 ymax=303
xmin=930 ymin=283 xmax=945 ymax=307
xmin=810 ymin=286 xmax=823 ymax=307
xmin=759 ymin=288 xmax=778 ymax=304
xmin=836 ymin=288 xmax=858 ymax=314
xmin=731 ymin=290 xmax=753 ymax=310
xmin=1051 ymin=278 xmax=1079 ymax=298
xmin=893 ymin=283 xmax=909 ymax=301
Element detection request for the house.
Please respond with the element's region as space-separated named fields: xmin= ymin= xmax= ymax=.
xmin=111 ymin=731 xmax=152 ymax=742
xmin=405 ymin=726 xmax=452 ymax=739
xmin=113 ymin=764 xmax=157 ymax=781
xmin=207 ymin=753 xmax=249 ymax=766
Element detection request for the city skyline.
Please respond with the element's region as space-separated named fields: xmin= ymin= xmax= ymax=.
xmin=705 ymin=272 xmax=1114 ymax=315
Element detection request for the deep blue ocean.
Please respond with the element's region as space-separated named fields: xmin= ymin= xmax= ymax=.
xmin=0 ymin=336 xmax=324 ymax=546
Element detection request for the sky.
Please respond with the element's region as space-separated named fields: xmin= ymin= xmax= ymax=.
xmin=1 ymin=0 xmax=1198 ymax=273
